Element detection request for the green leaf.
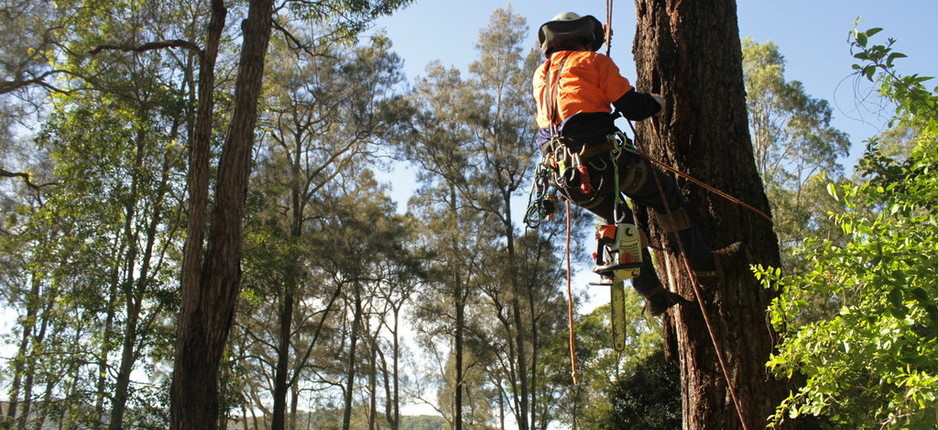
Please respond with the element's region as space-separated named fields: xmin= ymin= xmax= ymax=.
xmin=909 ymin=288 xmax=929 ymax=304
xmin=827 ymin=182 xmax=839 ymax=200
xmin=857 ymin=32 xmax=868 ymax=47
xmin=888 ymin=52 xmax=907 ymax=61
xmin=887 ymin=288 xmax=906 ymax=318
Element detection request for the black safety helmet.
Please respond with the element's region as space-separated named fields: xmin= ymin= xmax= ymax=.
xmin=537 ymin=12 xmax=605 ymax=56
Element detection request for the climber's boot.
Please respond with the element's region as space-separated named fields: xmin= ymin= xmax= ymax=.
xmin=656 ymin=208 xmax=750 ymax=287
xmin=644 ymin=286 xmax=686 ymax=316
xmin=693 ymin=241 xmax=751 ymax=287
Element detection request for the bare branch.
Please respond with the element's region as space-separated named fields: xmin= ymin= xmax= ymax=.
xmin=89 ymin=39 xmax=202 ymax=57
xmin=271 ymin=19 xmax=334 ymax=60
xmin=0 ymin=168 xmax=54 ymax=190
xmin=0 ymin=69 xmax=68 ymax=95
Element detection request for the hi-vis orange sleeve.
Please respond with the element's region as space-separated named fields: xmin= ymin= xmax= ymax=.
xmin=533 ymin=50 xmax=634 ymax=129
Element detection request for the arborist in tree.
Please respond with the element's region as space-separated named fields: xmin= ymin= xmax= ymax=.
xmin=530 ymin=12 xmax=744 ymax=315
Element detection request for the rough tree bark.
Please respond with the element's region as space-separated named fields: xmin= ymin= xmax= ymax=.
xmin=631 ymin=1 xmax=792 ymax=429
xmin=170 ymin=0 xmax=274 ymax=427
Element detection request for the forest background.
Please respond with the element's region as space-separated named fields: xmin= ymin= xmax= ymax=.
xmin=0 ymin=0 xmax=935 ymax=429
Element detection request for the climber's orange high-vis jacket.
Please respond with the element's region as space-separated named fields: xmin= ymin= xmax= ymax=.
xmin=533 ymin=50 xmax=633 ymax=143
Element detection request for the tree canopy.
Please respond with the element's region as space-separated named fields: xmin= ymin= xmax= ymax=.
xmin=2 ymin=2 xmax=935 ymax=430
xmin=759 ymin=27 xmax=938 ymax=430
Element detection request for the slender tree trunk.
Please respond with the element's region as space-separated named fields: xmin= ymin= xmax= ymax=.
xmin=505 ymin=221 xmax=528 ymax=430
xmin=632 ymin=1 xmax=791 ymax=429
xmin=290 ymin=385 xmax=300 ymax=429
xmin=108 ymin=309 xmax=139 ymax=430
xmin=111 ymin=120 xmax=165 ymax=430
xmin=342 ymin=284 xmax=364 ymax=430
xmin=96 ymin=237 xmax=123 ymax=425
xmin=498 ymin=385 xmax=505 ymax=430
xmin=170 ymin=0 xmax=273 ymax=427
xmin=272 ymin=137 xmax=306 ymax=430
xmin=502 ymin=192 xmax=531 ymax=430
xmin=368 ymin=336 xmax=378 ymax=430
xmin=33 ymin=380 xmax=54 ymax=430
xmin=2 ymin=274 xmax=42 ymax=430
xmin=448 ymin=186 xmax=464 ymax=430
xmin=390 ymin=309 xmax=401 ymax=430
xmin=453 ymin=274 xmax=464 ymax=430
xmin=271 ymin=289 xmax=294 ymax=430
xmin=16 ymin=302 xmax=48 ymax=430
xmin=379 ymin=303 xmax=402 ymax=430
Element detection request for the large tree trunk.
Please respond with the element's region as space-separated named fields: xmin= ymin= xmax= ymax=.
xmin=170 ymin=0 xmax=273 ymax=427
xmin=632 ymin=1 xmax=791 ymax=429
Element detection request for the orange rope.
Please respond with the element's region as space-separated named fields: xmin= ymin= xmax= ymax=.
xmin=564 ymin=200 xmax=578 ymax=384
xmin=640 ymin=152 xmax=772 ymax=223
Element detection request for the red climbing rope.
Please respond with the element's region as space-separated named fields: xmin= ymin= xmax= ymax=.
xmin=564 ymin=200 xmax=579 ymax=385
xmin=638 ymin=146 xmax=772 ymax=222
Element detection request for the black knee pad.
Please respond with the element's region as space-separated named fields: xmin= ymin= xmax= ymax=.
xmin=618 ymin=155 xmax=648 ymax=195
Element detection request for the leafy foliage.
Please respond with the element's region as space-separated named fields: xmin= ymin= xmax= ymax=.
xmin=759 ymin=27 xmax=938 ymax=430
xmin=601 ymin=348 xmax=681 ymax=430
xmin=562 ymin=299 xmax=673 ymax=430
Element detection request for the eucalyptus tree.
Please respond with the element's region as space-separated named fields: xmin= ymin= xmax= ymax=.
xmin=239 ymin=30 xmax=406 ymax=429
xmin=399 ymin=7 xmax=576 ymax=430
xmin=461 ymin=10 xmax=542 ymax=429
xmin=2 ymin=0 xmax=203 ymax=427
xmin=399 ymin=57 xmax=482 ymax=430
xmin=69 ymin=0 xmax=414 ymax=426
xmin=741 ymin=38 xmax=850 ymax=268
xmin=302 ymin=173 xmax=418 ymax=430
xmin=1 ymin=76 xmax=188 ymax=430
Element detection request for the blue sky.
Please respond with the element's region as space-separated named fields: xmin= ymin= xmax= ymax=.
xmin=373 ymin=0 xmax=937 ymax=167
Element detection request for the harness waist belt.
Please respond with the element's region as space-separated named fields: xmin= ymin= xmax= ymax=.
xmin=541 ymin=135 xmax=615 ymax=159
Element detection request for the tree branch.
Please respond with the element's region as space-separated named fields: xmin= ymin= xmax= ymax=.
xmin=0 ymin=168 xmax=54 ymax=190
xmin=271 ymin=19 xmax=333 ymax=60
xmin=0 ymin=69 xmax=72 ymax=95
xmin=89 ymin=39 xmax=202 ymax=57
